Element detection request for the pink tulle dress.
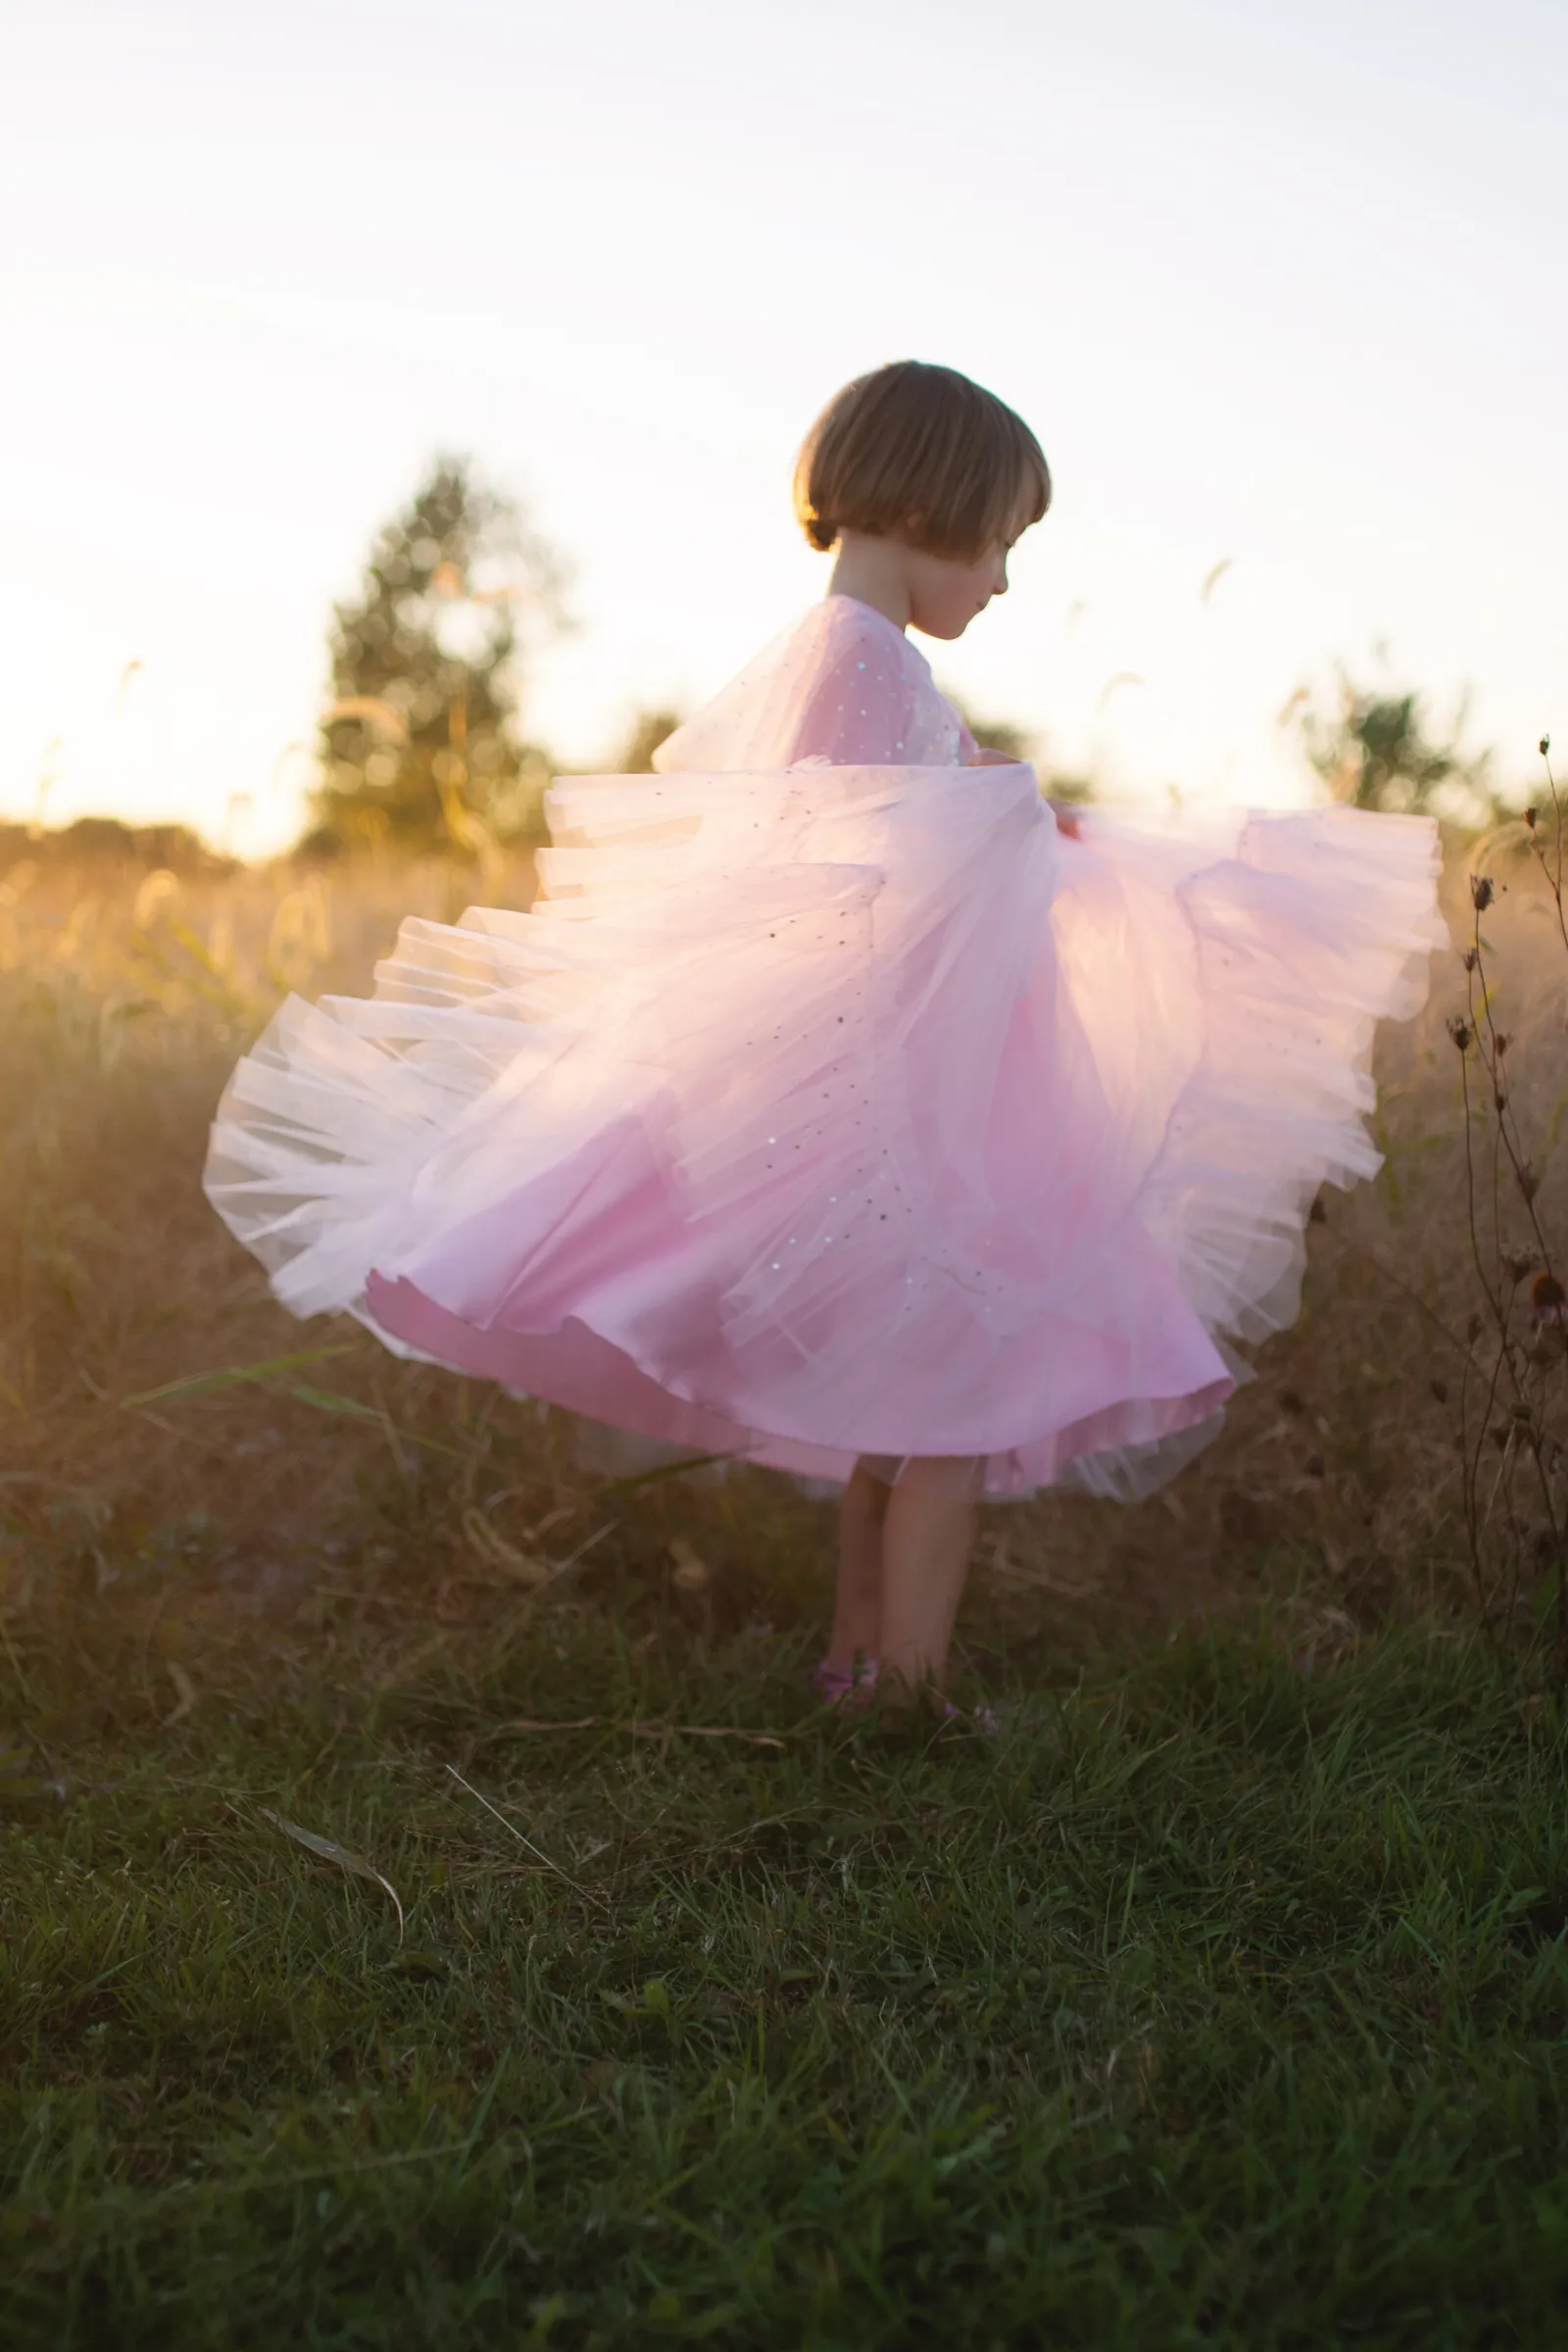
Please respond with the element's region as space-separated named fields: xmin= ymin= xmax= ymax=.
xmin=205 ymin=596 xmax=1444 ymax=1500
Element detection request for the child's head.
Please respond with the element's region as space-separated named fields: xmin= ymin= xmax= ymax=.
xmin=794 ymin=362 xmax=1050 ymax=634
xmin=795 ymin=362 xmax=1049 ymax=557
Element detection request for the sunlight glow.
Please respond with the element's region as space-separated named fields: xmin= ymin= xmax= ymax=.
xmin=2 ymin=0 xmax=1563 ymax=855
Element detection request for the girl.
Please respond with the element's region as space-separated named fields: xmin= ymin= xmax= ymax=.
xmin=206 ymin=362 xmax=1443 ymax=1708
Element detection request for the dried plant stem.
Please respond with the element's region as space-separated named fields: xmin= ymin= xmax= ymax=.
xmin=1527 ymin=749 xmax=1568 ymax=956
xmin=1452 ymin=743 xmax=1568 ymax=1690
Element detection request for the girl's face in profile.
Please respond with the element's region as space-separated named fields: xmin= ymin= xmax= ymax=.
xmin=903 ymin=533 xmax=1017 ymax=640
xmin=828 ymin=485 xmax=1040 ymax=643
xmin=901 ymin=493 xmax=1036 ymax=640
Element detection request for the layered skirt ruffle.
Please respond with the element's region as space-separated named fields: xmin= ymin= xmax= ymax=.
xmin=205 ymin=764 xmax=1443 ymax=1498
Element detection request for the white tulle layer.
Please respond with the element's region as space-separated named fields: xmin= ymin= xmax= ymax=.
xmin=205 ymin=765 xmax=1443 ymax=1498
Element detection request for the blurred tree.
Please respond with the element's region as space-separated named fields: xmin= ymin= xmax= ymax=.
xmin=943 ymin=692 xmax=1097 ymax=800
xmin=1037 ymin=768 xmax=1097 ymax=806
xmin=303 ymin=458 xmax=567 ymax=858
xmin=0 ymin=817 xmax=229 ymax=875
xmin=1300 ymin=670 xmax=1498 ymax=827
xmin=943 ymin=692 xmax=1034 ymax=764
xmin=612 ymin=709 xmax=685 ymax=774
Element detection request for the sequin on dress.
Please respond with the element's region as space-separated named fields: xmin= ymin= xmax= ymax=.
xmin=205 ymin=596 xmax=1444 ymax=1498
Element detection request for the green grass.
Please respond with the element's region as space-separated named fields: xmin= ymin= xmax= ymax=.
xmin=4 ymin=1560 xmax=1568 ymax=2350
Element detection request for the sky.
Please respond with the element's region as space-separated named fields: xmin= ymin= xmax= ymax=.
xmin=2 ymin=0 xmax=1564 ymax=856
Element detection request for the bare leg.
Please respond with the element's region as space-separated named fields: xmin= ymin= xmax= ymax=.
xmin=878 ymin=1462 xmax=982 ymax=1694
xmin=828 ymin=1459 xmax=890 ymax=1673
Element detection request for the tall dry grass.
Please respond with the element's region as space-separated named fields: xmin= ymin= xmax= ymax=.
xmin=1 ymin=818 xmax=1560 ymax=1679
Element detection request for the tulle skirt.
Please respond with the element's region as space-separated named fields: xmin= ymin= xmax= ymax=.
xmin=204 ymin=762 xmax=1443 ymax=1499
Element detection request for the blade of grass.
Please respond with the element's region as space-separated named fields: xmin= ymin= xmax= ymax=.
xmin=286 ymin=1385 xmax=467 ymax=1462
xmin=259 ymin=1807 xmax=406 ymax=1941
xmin=594 ymin=1449 xmax=744 ymax=1498
xmin=121 ymin=1345 xmax=359 ymax=1409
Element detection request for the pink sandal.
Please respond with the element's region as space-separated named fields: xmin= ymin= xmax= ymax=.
xmin=812 ymin=1654 xmax=880 ymax=1706
xmin=813 ymin=1657 xmax=997 ymax=1732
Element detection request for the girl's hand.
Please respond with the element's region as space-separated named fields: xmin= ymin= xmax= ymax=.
xmin=960 ymin=751 xmax=1083 ymax=837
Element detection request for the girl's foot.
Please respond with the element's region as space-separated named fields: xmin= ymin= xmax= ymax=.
xmin=812 ymin=1654 xmax=880 ymax=1707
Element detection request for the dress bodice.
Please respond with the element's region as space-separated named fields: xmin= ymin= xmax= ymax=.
xmin=652 ymin=597 xmax=977 ymax=773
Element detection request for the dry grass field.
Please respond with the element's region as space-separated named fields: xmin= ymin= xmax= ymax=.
xmin=0 ymin=825 xmax=1551 ymax=1661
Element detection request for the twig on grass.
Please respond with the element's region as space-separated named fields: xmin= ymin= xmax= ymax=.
xmin=445 ymin=1763 xmax=612 ymax=1914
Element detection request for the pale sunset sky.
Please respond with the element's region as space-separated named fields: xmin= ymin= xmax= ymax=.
xmin=3 ymin=0 xmax=1564 ymax=855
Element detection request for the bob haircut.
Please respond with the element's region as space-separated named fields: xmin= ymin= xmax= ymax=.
xmin=793 ymin=361 xmax=1051 ymax=561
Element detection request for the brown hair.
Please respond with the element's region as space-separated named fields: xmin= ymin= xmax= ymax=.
xmin=793 ymin=361 xmax=1051 ymax=560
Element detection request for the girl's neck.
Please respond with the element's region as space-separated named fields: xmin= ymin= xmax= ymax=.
xmin=825 ymin=533 xmax=911 ymax=631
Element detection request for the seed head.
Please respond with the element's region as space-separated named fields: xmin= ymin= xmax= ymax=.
xmin=1542 ymin=735 xmax=1552 ymax=758
xmin=1505 ymin=1251 xmax=1537 ymax=1283
xmin=1532 ymin=1271 xmax=1566 ymax=1326
xmin=1447 ymin=1016 xmax=1472 ymax=1053
xmin=1471 ymin=874 xmax=1494 ymax=911
xmin=1525 ymin=807 xmax=1539 ymax=830
xmin=1462 ymin=948 xmax=1478 ymax=973
xmin=1517 ymin=1163 xmax=1541 ymax=1204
